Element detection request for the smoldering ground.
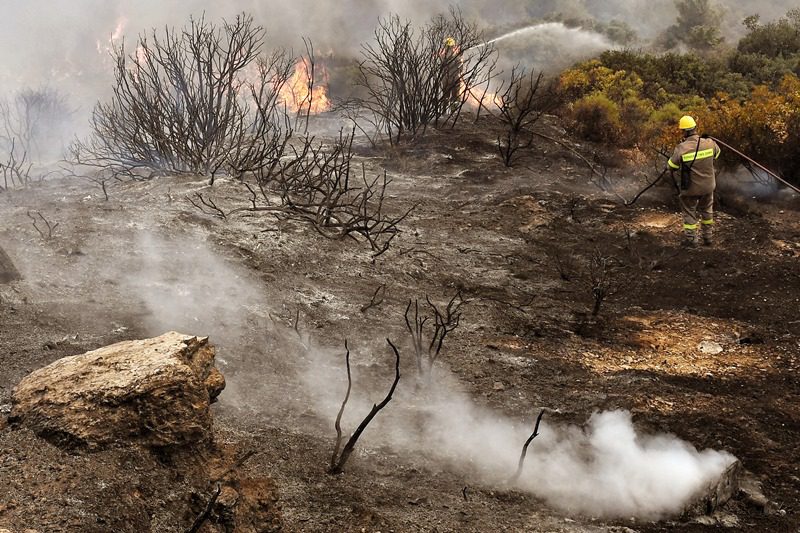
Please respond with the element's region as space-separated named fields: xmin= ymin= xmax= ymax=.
xmin=291 ymin=335 xmax=736 ymax=520
xmin=6 ymin=216 xmax=736 ymax=520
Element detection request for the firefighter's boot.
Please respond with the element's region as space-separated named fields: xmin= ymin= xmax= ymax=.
xmin=682 ymin=223 xmax=698 ymax=248
xmin=701 ymin=218 xmax=714 ymax=246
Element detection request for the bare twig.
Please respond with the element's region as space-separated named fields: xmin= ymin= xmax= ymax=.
xmin=510 ymin=409 xmax=545 ymax=483
xmin=26 ymin=210 xmax=58 ymax=239
xmin=492 ymin=67 xmax=554 ymax=167
xmin=532 ymin=131 xmax=627 ymax=203
xmin=360 ymin=283 xmax=386 ymax=313
xmin=185 ymin=483 xmax=222 ymax=533
xmin=195 ymin=128 xmax=414 ymax=255
xmin=186 ymin=192 xmax=227 ymax=219
xmin=330 ymin=340 xmax=352 ymax=471
xmin=71 ymin=14 xmax=296 ymax=184
xmin=329 ymin=338 xmax=401 ymax=475
xmin=477 ymin=293 xmax=535 ymax=313
xmin=354 ymin=8 xmax=497 ymax=145
xmin=404 ymin=290 xmax=464 ymax=375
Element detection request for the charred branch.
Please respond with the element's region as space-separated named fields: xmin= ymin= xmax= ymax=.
xmin=360 ymin=283 xmax=386 ymax=313
xmin=493 ymin=67 xmax=553 ymax=167
xmin=531 ymin=131 xmax=627 ymax=203
xmin=330 ymin=340 xmax=353 ymax=472
xmin=510 ymin=409 xmax=545 ymax=483
xmin=0 ymin=138 xmax=33 ymax=190
xmin=26 ymin=210 xmax=59 ymax=240
xmin=194 ymin=128 xmax=414 ymax=255
xmin=404 ymin=290 xmax=464 ymax=375
xmin=72 ymin=14 xmax=297 ymax=184
xmin=185 ymin=483 xmax=222 ymax=533
xmin=329 ymin=339 xmax=401 ymax=475
xmin=186 ymin=192 xmax=228 ymax=219
xmin=586 ymin=248 xmax=622 ymax=317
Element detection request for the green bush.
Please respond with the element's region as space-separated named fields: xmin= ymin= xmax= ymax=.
xmin=737 ymin=11 xmax=800 ymax=58
xmin=569 ymin=93 xmax=621 ymax=142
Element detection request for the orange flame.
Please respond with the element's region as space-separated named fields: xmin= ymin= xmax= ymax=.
xmin=463 ymin=83 xmax=503 ymax=110
xmin=278 ymin=57 xmax=331 ymax=114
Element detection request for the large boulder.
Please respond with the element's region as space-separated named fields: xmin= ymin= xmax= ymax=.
xmin=9 ymin=332 xmax=225 ymax=450
xmin=0 ymin=245 xmax=20 ymax=283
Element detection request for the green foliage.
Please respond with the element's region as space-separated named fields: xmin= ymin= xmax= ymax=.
xmin=729 ymin=52 xmax=800 ymax=86
xmin=568 ymin=93 xmax=621 ymax=143
xmin=697 ymin=75 xmax=800 ymax=183
xmin=552 ymin=6 xmax=800 ymax=185
xmin=666 ymin=0 xmax=724 ymax=51
xmin=731 ymin=9 xmax=800 ymax=86
xmin=737 ymin=11 xmax=800 ymax=58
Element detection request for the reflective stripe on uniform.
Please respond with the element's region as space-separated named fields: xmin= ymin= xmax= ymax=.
xmin=683 ymin=223 xmax=698 ymax=230
xmin=681 ymin=148 xmax=715 ymax=162
xmin=701 ymin=219 xmax=714 ymax=225
xmin=668 ymin=159 xmax=680 ymax=169
xmin=715 ymin=148 xmax=721 ymax=159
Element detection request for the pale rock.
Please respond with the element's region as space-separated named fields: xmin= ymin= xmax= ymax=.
xmin=698 ymin=340 xmax=724 ymax=355
xmin=10 ymin=332 xmax=225 ymax=450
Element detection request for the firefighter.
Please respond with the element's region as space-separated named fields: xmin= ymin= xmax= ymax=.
xmin=440 ymin=37 xmax=461 ymax=113
xmin=667 ymin=115 xmax=721 ymax=247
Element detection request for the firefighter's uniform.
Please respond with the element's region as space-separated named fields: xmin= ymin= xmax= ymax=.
xmin=668 ymin=125 xmax=721 ymax=246
xmin=441 ymin=37 xmax=461 ymax=112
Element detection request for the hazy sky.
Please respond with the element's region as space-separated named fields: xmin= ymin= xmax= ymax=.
xmin=0 ymin=0 xmax=794 ymax=111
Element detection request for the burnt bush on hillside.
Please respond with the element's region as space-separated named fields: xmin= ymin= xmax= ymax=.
xmin=404 ymin=290 xmax=464 ymax=379
xmin=494 ymin=66 xmax=555 ymax=167
xmin=329 ymin=339 xmax=401 ymax=475
xmin=191 ymin=129 xmax=414 ymax=255
xmin=352 ymin=8 xmax=497 ymax=145
xmin=0 ymin=87 xmax=70 ymax=189
xmin=0 ymin=138 xmax=32 ymax=191
xmin=71 ymin=14 xmax=297 ymax=184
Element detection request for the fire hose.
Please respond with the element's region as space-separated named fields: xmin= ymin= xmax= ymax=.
xmin=709 ymin=136 xmax=800 ymax=195
xmin=625 ymin=136 xmax=800 ymax=205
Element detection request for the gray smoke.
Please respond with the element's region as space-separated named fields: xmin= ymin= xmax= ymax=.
xmin=0 ymin=0 xmax=796 ymax=164
xmin=298 ymin=341 xmax=736 ymax=520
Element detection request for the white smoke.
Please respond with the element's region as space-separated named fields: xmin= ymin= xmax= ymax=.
xmin=116 ymin=232 xmax=270 ymax=346
xmin=297 ymin=341 xmax=737 ymax=520
xmin=488 ymin=22 xmax=618 ymax=73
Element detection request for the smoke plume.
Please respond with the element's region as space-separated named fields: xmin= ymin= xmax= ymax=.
xmin=297 ymin=341 xmax=736 ymax=520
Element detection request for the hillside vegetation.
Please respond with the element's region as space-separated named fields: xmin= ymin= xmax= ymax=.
xmin=557 ymin=7 xmax=800 ymax=184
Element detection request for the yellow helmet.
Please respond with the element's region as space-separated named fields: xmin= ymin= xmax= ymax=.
xmin=679 ymin=115 xmax=697 ymax=130
xmin=444 ymin=37 xmax=456 ymax=47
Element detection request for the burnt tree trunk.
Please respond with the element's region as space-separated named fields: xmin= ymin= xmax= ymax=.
xmin=0 ymin=245 xmax=20 ymax=283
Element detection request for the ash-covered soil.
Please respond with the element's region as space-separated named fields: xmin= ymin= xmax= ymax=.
xmin=1 ymin=115 xmax=799 ymax=532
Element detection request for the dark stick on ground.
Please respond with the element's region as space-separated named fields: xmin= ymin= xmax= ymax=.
xmin=293 ymin=309 xmax=301 ymax=334
xmin=26 ymin=210 xmax=58 ymax=240
xmin=360 ymin=283 xmax=386 ymax=313
xmin=330 ymin=340 xmax=352 ymax=472
xmin=329 ymin=339 xmax=401 ymax=475
xmin=510 ymin=409 xmax=545 ymax=483
xmin=185 ymin=483 xmax=222 ymax=533
xmin=215 ymin=450 xmax=259 ymax=482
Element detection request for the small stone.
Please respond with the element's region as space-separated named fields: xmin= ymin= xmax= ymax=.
xmin=698 ymin=340 xmax=724 ymax=355
xmin=493 ymin=381 xmax=505 ymax=391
